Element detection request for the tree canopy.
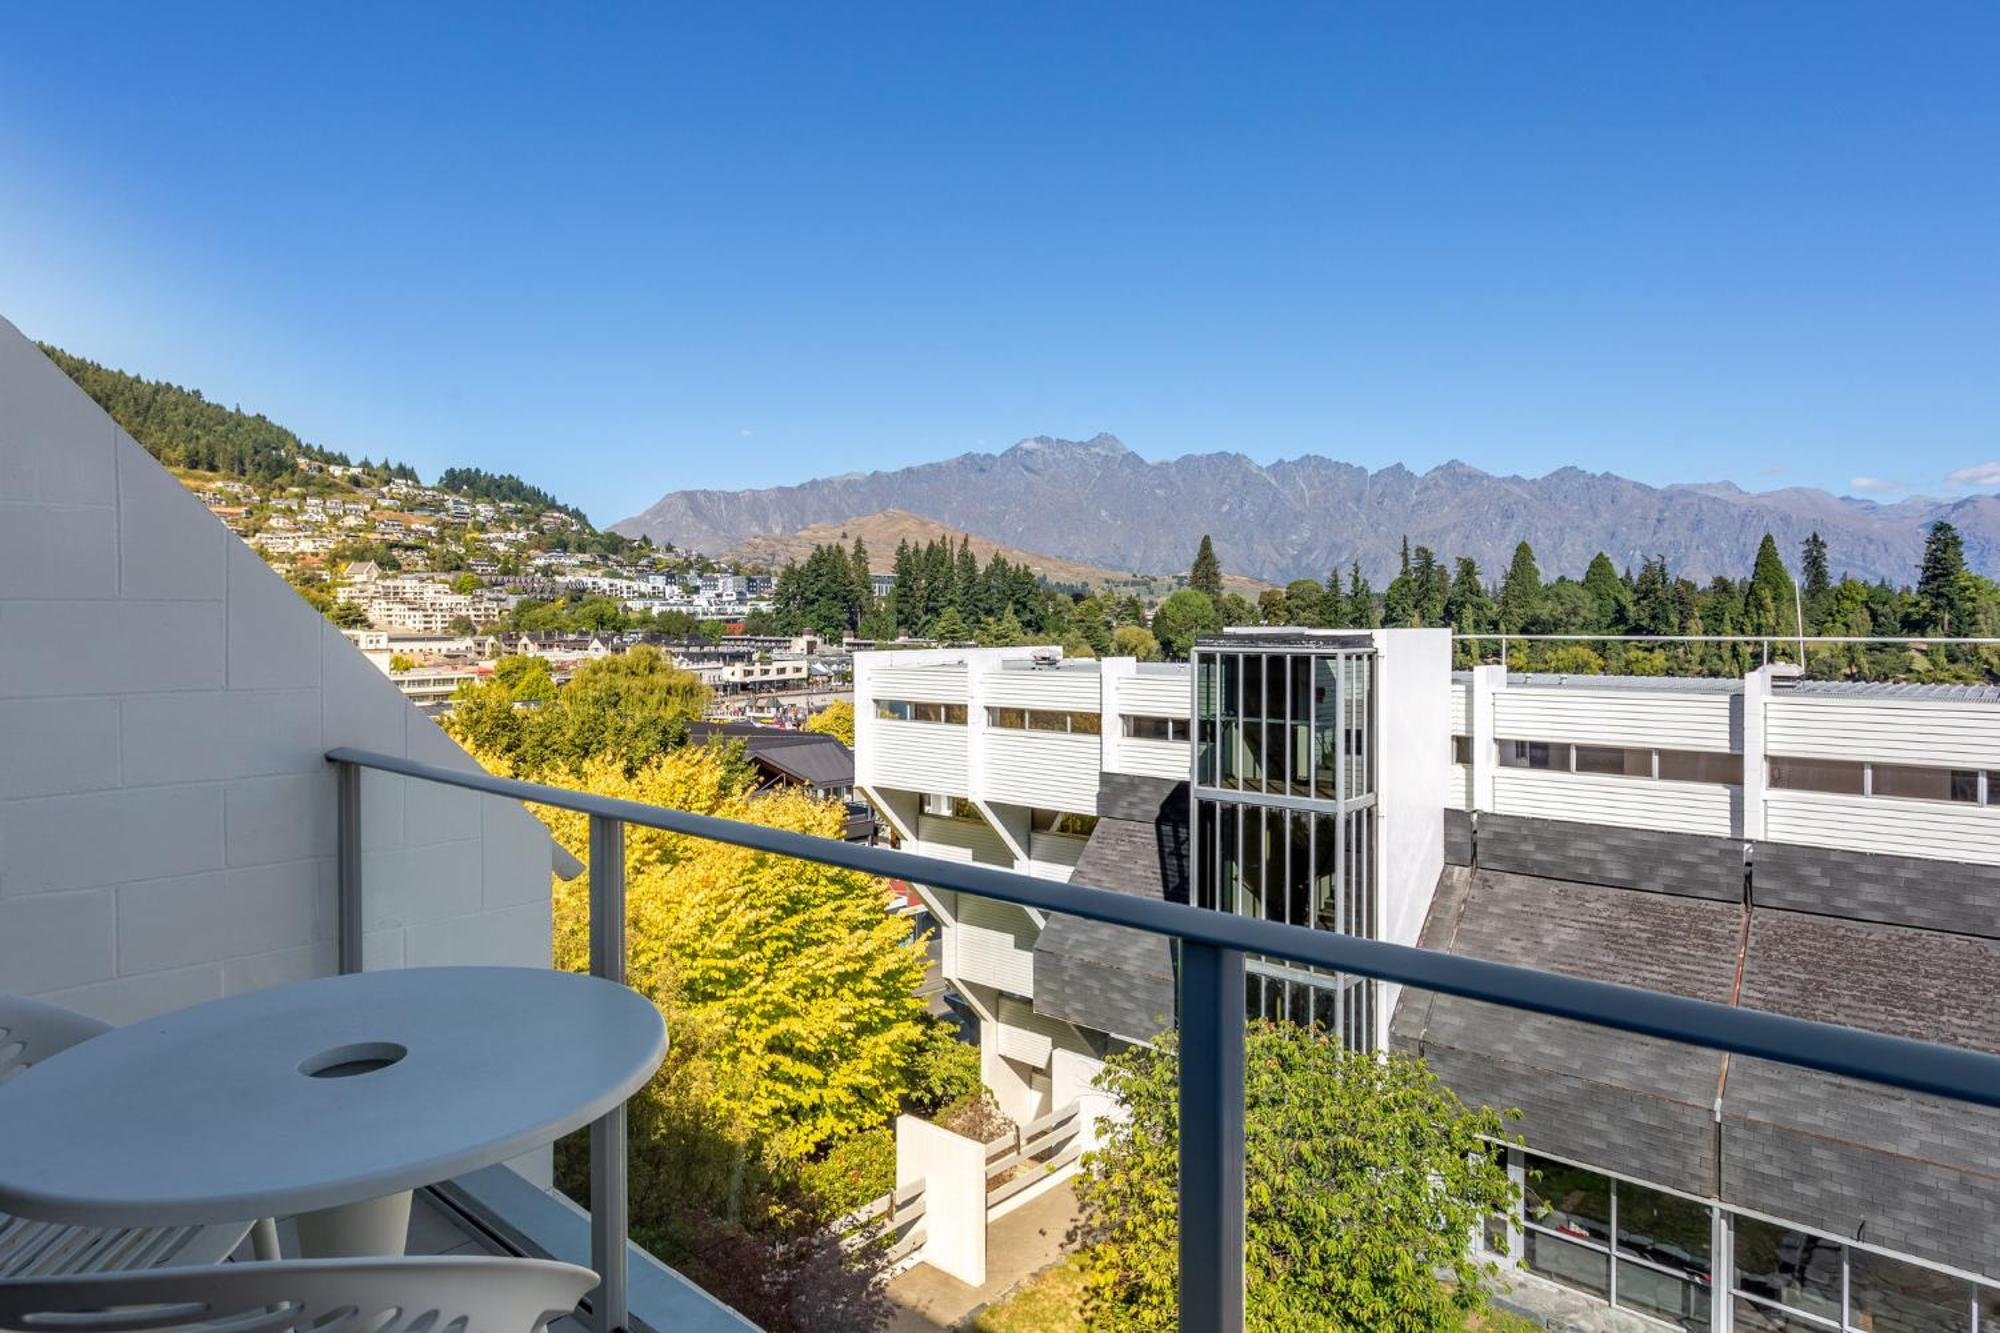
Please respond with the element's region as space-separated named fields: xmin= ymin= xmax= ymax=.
xmin=1075 ymin=1021 xmax=1517 ymax=1331
xmin=445 ymin=645 xmax=711 ymax=777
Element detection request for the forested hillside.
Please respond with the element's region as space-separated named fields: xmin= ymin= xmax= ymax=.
xmin=38 ymin=344 xmax=416 ymax=484
xmin=435 ymin=466 xmax=583 ymax=520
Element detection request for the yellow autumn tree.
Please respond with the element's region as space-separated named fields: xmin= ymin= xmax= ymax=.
xmin=801 ymin=699 xmax=855 ymax=747
xmin=480 ymin=742 xmax=928 ymax=1196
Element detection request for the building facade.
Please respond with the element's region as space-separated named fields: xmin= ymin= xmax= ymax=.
xmin=856 ymin=639 xmax=2000 ymax=1330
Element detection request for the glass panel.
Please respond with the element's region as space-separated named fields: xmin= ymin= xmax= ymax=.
xmin=1616 ymin=1180 xmax=1711 ymax=1277
xmin=1314 ymin=657 xmax=1339 ymax=800
xmin=1768 ymin=756 xmax=1865 ymax=795
xmin=1264 ymin=806 xmax=1287 ymax=923
xmin=1242 ymin=652 xmax=1265 ymax=719
xmin=913 ymin=702 xmax=943 ymax=722
xmin=1659 ymin=750 xmax=1745 ymax=784
xmin=990 ymin=707 xmax=1027 ymax=729
xmin=1286 ymin=977 xmax=1312 ymax=1029
xmin=1217 ymin=804 xmax=1238 ymax=915
xmin=1848 ymin=1247 xmax=1971 ymax=1332
xmin=1525 ymin=1228 xmax=1610 ymax=1300
xmin=1452 ymin=734 xmax=1474 ymax=765
xmin=1220 ymin=655 xmax=1240 ymax=791
xmin=1733 ymin=1217 xmax=1843 ymax=1324
xmin=1288 ymin=811 xmax=1311 ymax=929
xmin=944 ymin=704 xmax=967 ymax=724
xmin=876 ymin=700 xmax=912 ymax=721
xmin=1576 ymin=744 xmax=1652 ymax=777
xmin=1195 ymin=801 xmax=1217 ymax=912
xmin=1731 ymin=1296 xmax=1832 ymax=1332
xmin=1314 ymin=814 xmax=1338 ymax=931
xmin=1499 ymin=740 xmax=1570 ymax=770
xmin=1526 ymin=1156 xmax=1611 ymax=1248
xmin=1027 ymin=709 xmax=1067 ymax=732
xmin=1240 ymin=806 xmax=1265 ymax=917
xmin=1070 ymin=711 xmax=1101 ymax=735
xmin=1618 ymin=1258 xmax=1711 ymax=1329
xmin=1871 ymin=763 xmax=1979 ymax=803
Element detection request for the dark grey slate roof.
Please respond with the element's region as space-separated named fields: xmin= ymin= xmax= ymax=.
xmin=1397 ymin=831 xmax=2000 ymax=1278
xmin=1031 ymin=775 xmax=1188 ymax=1041
xmin=1393 ymin=868 xmax=1740 ymax=1194
xmin=1721 ymin=910 xmax=2000 ymax=1275
xmin=686 ymin=722 xmax=855 ymax=789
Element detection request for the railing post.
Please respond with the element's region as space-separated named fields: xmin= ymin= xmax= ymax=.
xmin=588 ymin=815 xmax=629 ymax=1333
xmin=335 ymin=760 xmax=362 ymax=975
xmin=1178 ymin=941 xmax=1245 ymax=1331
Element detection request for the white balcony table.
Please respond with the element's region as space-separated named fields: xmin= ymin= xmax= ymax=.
xmin=0 ymin=966 xmax=666 ymax=1258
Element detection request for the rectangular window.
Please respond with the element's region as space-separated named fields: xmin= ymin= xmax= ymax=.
xmin=876 ymin=699 xmax=965 ymax=725
xmin=1769 ymin=756 xmax=1865 ymax=795
xmin=1123 ymin=714 xmax=1185 ymax=742
xmin=1848 ymin=1247 xmax=1971 ymax=1331
xmin=1575 ymin=744 xmax=1654 ymax=778
xmin=1030 ymin=810 xmax=1100 ymax=837
xmin=1733 ymin=1217 xmax=1843 ymax=1325
xmin=1500 ymin=740 xmax=1570 ymax=771
xmin=1871 ymin=763 xmax=1982 ymax=804
xmin=1451 ymin=734 xmax=1473 ymax=766
xmin=1658 ymin=750 xmax=1744 ymax=785
xmin=988 ymin=707 xmax=1027 ymax=730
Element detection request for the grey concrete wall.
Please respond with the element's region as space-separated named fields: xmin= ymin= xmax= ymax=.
xmin=0 ymin=316 xmax=553 ymax=1023
xmin=1751 ymin=840 xmax=2000 ymax=938
xmin=1477 ymin=813 xmax=1745 ymax=902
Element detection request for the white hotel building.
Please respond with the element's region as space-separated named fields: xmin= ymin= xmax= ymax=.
xmin=857 ymin=635 xmax=2000 ymax=1332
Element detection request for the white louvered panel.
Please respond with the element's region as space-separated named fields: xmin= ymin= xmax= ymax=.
xmin=1764 ymin=790 xmax=2000 ymax=866
xmin=1026 ymin=831 xmax=1088 ymax=882
xmin=984 ymin=731 xmax=1101 ymax=813
xmin=955 ymin=897 xmax=1038 ymax=997
xmin=1766 ymin=697 xmax=2000 ymax=767
xmin=914 ymin=814 xmax=1011 ymax=866
xmin=1493 ymin=688 xmax=1735 ymax=752
xmin=981 ymin=669 xmax=1101 ymax=711
xmin=1446 ymin=763 xmax=1471 ymax=811
xmin=870 ymin=665 xmax=969 ymax=703
xmin=1491 ymin=768 xmax=1737 ymax=836
xmin=995 ymin=996 xmax=1070 ymax=1068
xmin=1110 ymin=737 xmax=1191 ymax=781
xmin=866 ymin=720 xmax=969 ymax=794
xmin=1449 ymin=681 xmax=1471 ymax=735
xmin=1113 ymin=671 xmax=1192 ymax=717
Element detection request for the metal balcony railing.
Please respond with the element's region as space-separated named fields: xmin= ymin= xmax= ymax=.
xmin=326 ymin=745 xmax=2000 ymax=1333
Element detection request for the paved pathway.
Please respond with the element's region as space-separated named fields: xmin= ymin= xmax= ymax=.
xmin=883 ymin=1181 xmax=1077 ymax=1333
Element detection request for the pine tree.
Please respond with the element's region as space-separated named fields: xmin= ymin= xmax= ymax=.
xmin=1581 ymin=552 xmax=1631 ymax=632
xmin=1800 ymin=532 xmax=1831 ymax=632
xmin=1744 ymin=533 xmax=1800 ymax=639
xmin=1916 ymin=521 xmax=1972 ymax=637
xmin=1443 ymin=558 xmax=1494 ymax=634
xmin=1497 ymin=542 xmax=1542 ymax=633
xmin=1345 ymin=562 xmax=1379 ymax=628
xmin=1190 ymin=535 xmax=1224 ymax=602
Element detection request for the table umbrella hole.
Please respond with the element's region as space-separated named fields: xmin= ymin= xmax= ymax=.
xmin=300 ymin=1042 xmax=408 ymax=1079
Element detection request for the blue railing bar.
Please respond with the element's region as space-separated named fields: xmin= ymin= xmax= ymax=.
xmin=334 ymin=760 xmax=363 ymax=975
xmin=1178 ymin=943 xmax=1246 ymax=1328
xmin=327 ymin=746 xmax=2000 ymax=1113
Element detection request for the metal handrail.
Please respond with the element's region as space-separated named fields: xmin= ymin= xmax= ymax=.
xmin=327 ymin=744 xmax=2000 ymax=1331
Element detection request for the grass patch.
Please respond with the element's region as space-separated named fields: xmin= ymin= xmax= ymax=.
xmin=966 ymin=1253 xmax=1088 ymax=1333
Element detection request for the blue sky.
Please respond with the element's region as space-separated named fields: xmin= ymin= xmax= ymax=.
xmin=2 ymin=3 xmax=1996 ymax=525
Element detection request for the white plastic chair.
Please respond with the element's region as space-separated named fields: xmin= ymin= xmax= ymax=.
xmin=0 ymin=1255 xmax=598 ymax=1333
xmin=0 ymin=995 xmax=255 ymax=1277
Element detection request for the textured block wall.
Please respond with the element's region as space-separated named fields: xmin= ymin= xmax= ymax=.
xmin=1752 ymin=840 xmax=2000 ymax=939
xmin=0 ymin=317 xmax=553 ymax=1023
xmin=1477 ymin=812 xmax=1745 ymax=901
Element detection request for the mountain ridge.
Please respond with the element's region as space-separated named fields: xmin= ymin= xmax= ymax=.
xmin=617 ymin=436 xmax=2000 ymax=584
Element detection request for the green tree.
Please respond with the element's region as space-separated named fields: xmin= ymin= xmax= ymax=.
xmin=1916 ymin=520 xmax=1974 ymax=637
xmin=1497 ymin=541 xmax=1542 ymax=633
xmin=1283 ymin=578 xmax=1328 ymax=627
xmin=1075 ymin=1021 xmax=1517 ymax=1331
xmin=1800 ymin=532 xmax=1832 ymax=630
xmin=929 ymin=605 xmax=971 ymax=642
xmin=1344 ymin=562 xmax=1379 ymax=628
xmin=1151 ymin=588 xmax=1222 ymax=660
xmin=1189 ymin=535 xmax=1224 ymax=602
xmin=1111 ymin=624 xmax=1164 ymax=661
xmin=1442 ymin=558 xmax=1493 ymax=635
xmin=1581 ymin=553 xmax=1631 ymax=632
xmin=446 ymin=645 xmax=709 ymax=777
xmin=1744 ymin=532 xmax=1800 ymax=644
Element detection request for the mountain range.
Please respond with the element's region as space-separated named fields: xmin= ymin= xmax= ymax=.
xmin=616 ymin=435 xmax=2000 ymax=585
